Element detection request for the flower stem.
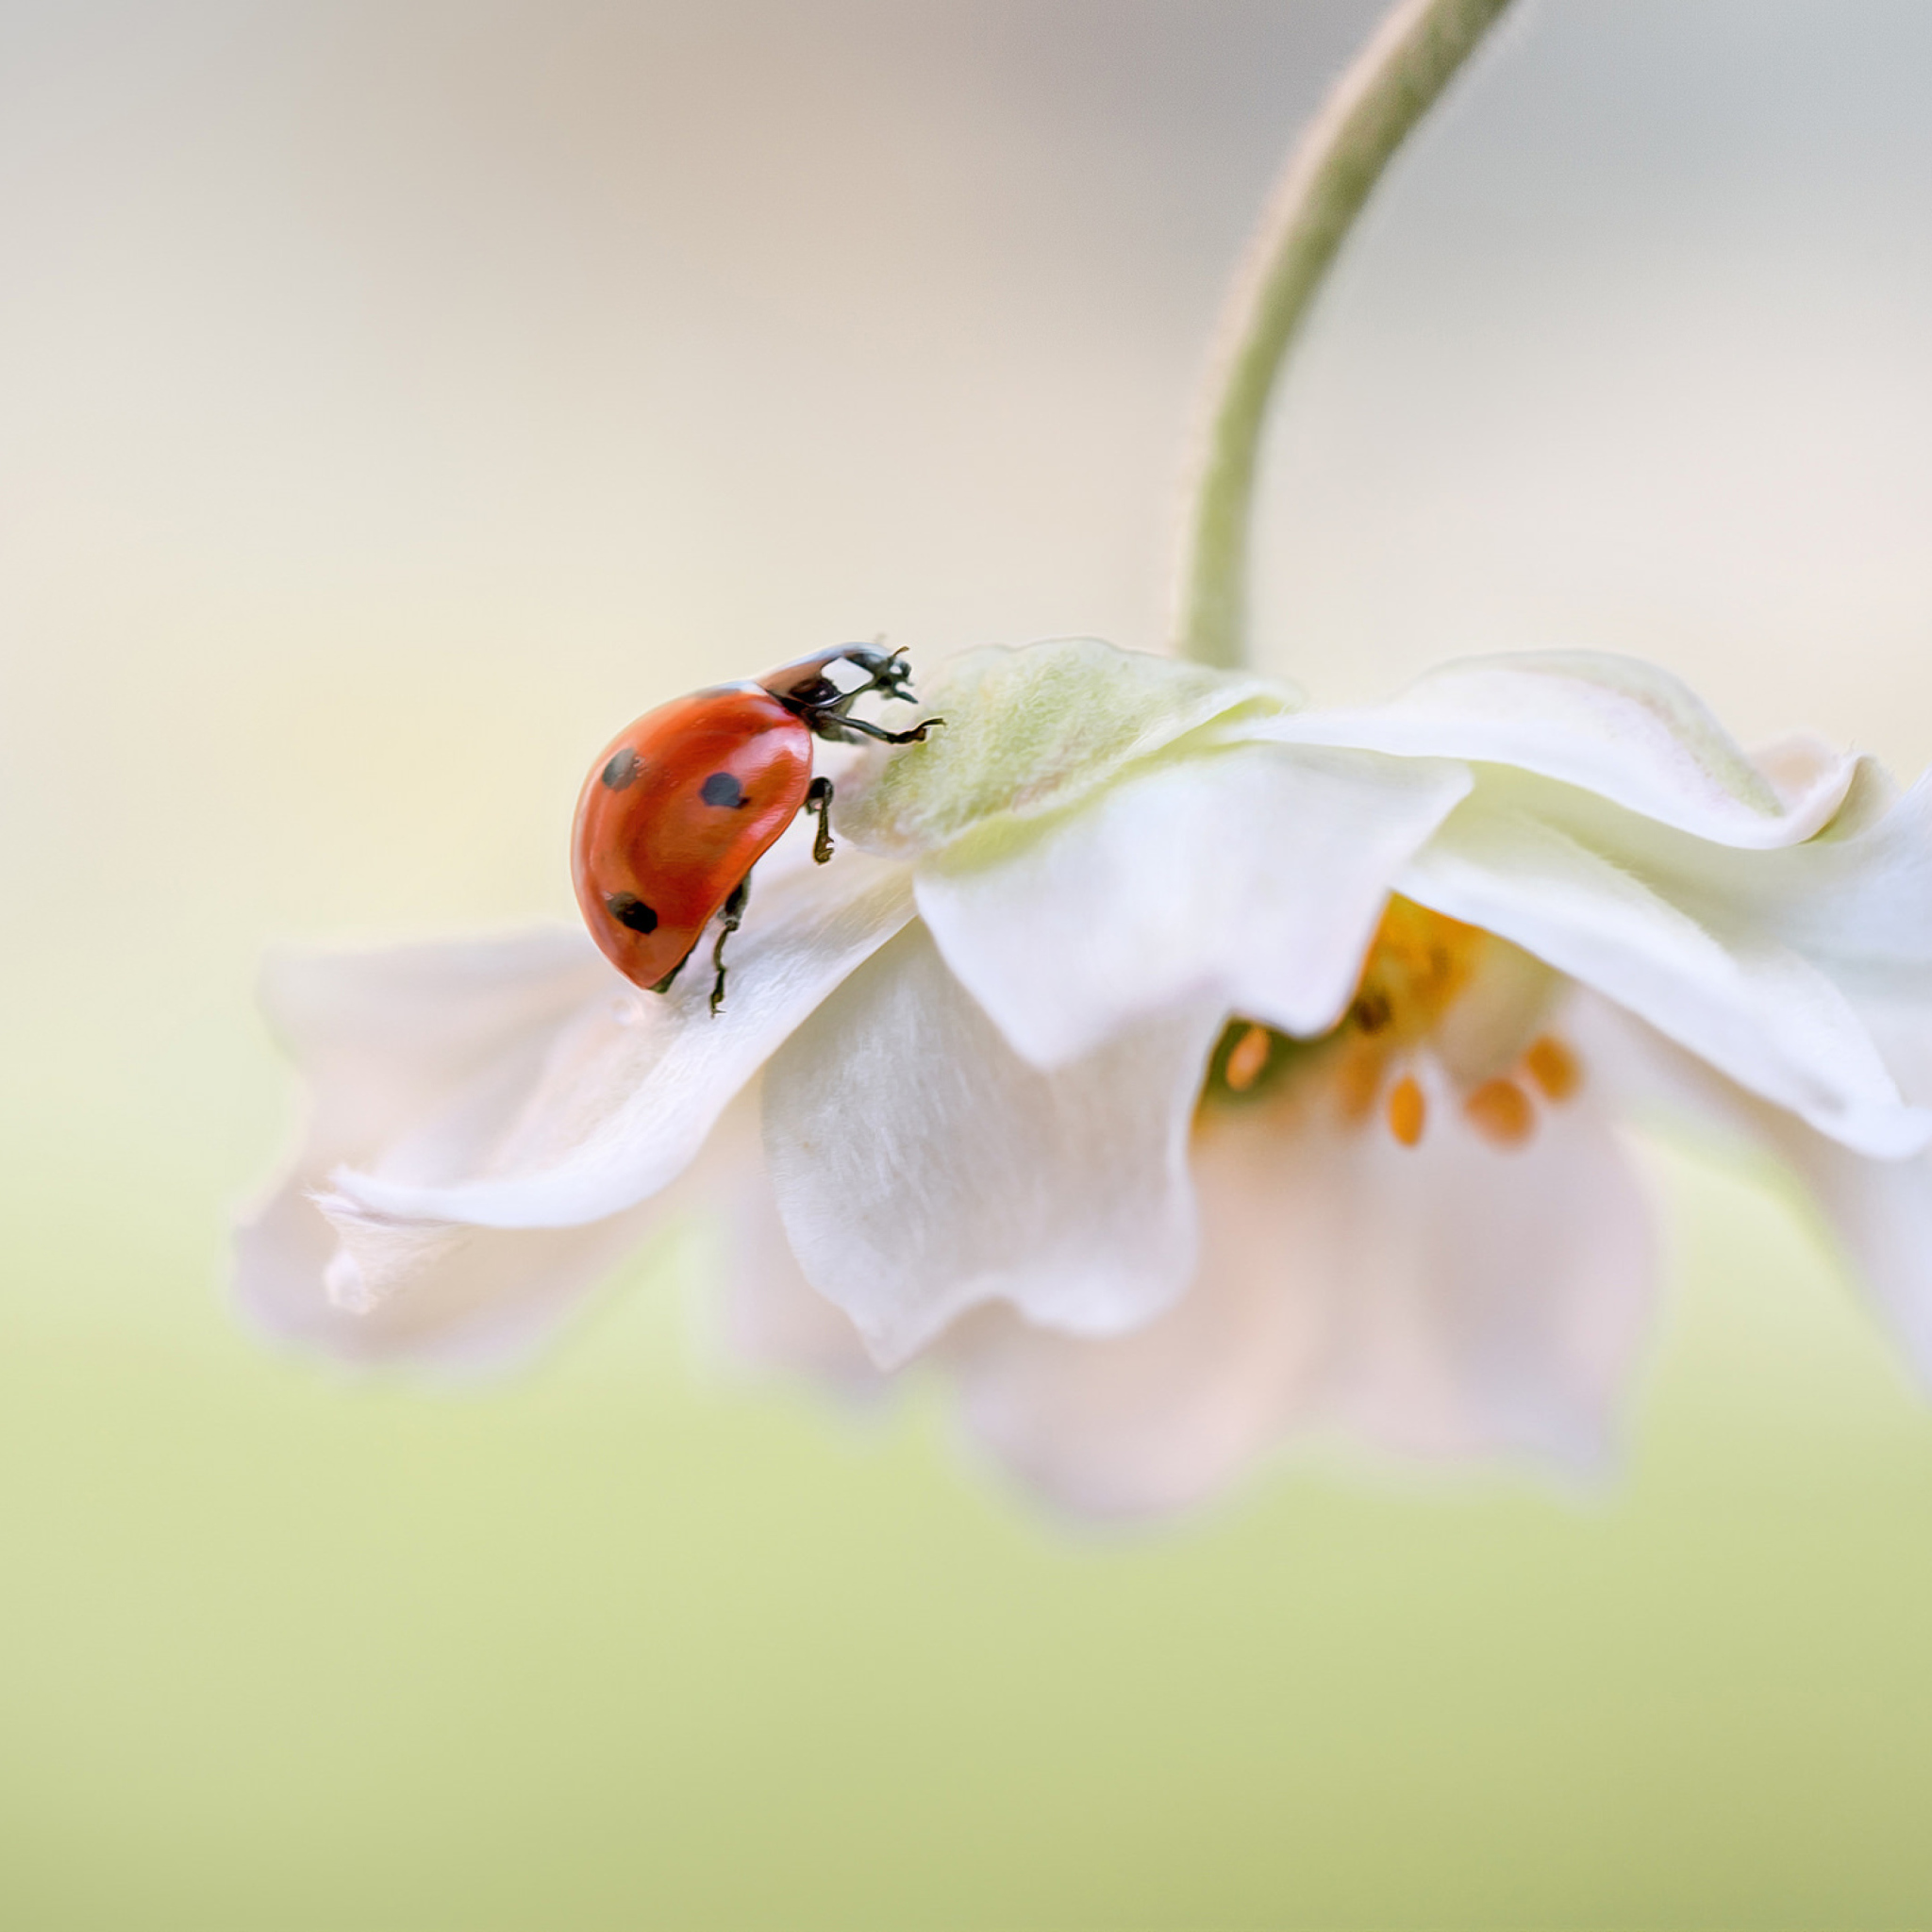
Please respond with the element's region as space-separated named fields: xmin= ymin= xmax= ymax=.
xmin=1174 ymin=0 xmax=1516 ymax=670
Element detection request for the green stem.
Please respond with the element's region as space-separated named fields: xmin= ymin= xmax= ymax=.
xmin=1174 ymin=0 xmax=1517 ymax=670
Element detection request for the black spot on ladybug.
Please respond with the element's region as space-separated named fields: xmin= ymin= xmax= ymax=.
xmin=700 ymin=771 xmax=748 ymax=808
xmin=606 ymin=892 xmax=658 ymax=934
xmin=601 ymin=748 xmax=641 ymax=791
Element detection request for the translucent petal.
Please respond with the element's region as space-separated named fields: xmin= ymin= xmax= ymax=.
xmin=1572 ymin=991 xmax=1932 ymax=1393
xmin=699 ymin=1101 xmax=887 ymax=1397
xmin=762 ymin=922 xmax=1223 ymax=1368
xmin=949 ymin=1058 xmax=1656 ymax=1517
xmin=331 ymin=854 xmax=915 ymax=1228
xmin=1403 ymin=795 xmax=1929 ymax=1158
xmin=260 ymin=928 xmax=612 ymax=1149
xmin=235 ymin=1179 xmax=657 ymax=1374
xmin=236 ymin=928 xmax=661 ymax=1370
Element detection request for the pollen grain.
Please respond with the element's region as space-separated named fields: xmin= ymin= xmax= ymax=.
xmin=1386 ymin=1073 xmax=1426 ymax=1147
xmin=1332 ymin=1041 xmax=1385 ymax=1124
xmin=1224 ymin=1024 xmax=1273 ymax=1093
xmin=1464 ymin=1077 xmax=1535 ymax=1147
xmin=1524 ymin=1034 xmax=1581 ymax=1103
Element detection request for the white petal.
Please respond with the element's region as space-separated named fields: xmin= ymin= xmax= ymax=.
xmin=914 ymin=742 xmax=1471 ymax=1068
xmin=260 ymin=927 xmax=613 ymax=1148
xmin=1238 ymin=651 xmax=1858 ymax=848
xmin=701 ymin=1104 xmax=887 ymax=1396
xmin=1750 ymin=1120 xmax=1932 ymax=1388
xmin=1458 ymin=757 xmax=1931 ymax=991
xmin=1572 ymin=991 xmax=1932 ymax=1391
xmin=235 ymin=928 xmax=662 ymax=1368
xmin=332 ymin=853 xmax=915 ymax=1228
xmin=1670 ymin=768 xmax=1932 ymax=997
xmin=950 ymin=1058 xmax=1657 ymax=1517
xmin=1403 ymin=794 xmax=1929 ymax=1158
xmin=762 ymin=922 xmax=1224 ymax=1368
xmin=834 ymin=636 xmax=1297 ymax=858
xmin=234 ymin=1177 xmax=658 ymax=1373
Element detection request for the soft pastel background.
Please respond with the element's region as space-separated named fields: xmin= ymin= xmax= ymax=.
xmin=6 ymin=1 xmax=1932 ymax=1924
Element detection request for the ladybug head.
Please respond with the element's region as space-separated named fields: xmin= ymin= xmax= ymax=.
xmin=833 ymin=645 xmax=914 ymax=699
xmin=759 ymin=644 xmax=917 ymax=715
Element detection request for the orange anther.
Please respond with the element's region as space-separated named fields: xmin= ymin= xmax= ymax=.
xmin=1224 ymin=1024 xmax=1272 ymax=1093
xmin=1523 ymin=1034 xmax=1581 ymax=1103
xmin=1386 ymin=1073 xmax=1426 ymax=1147
xmin=1464 ymin=1077 xmax=1535 ymax=1147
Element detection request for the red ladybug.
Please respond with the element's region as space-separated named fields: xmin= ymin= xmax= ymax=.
xmin=572 ymin=646 xmax=937 ymax=1012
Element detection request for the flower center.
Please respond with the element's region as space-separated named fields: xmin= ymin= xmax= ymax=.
xmin=1201 ymin=896 xmax=1581 ymax=1150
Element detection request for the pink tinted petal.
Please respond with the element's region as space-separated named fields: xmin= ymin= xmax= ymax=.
xmin=237 ymin=928 xmax=658 ymax=1369
xmin=718 ymin=1159 xmax=886 ymax=1396
xmin=235 ymin=1174 xmax=658 ymax=1374
xmin=1573 ymin=991 xmax=1932 ymax=1391
xmin=262 ymin=928 xmax=612 ymax=1151
xmin=682 ymin=1091 xmax=886 ymax=1395
xmin=950 ymin=1062 xmax=1657 ymax=1517
xmin=1771 ymin=1128 xmax=1932 ymax=1388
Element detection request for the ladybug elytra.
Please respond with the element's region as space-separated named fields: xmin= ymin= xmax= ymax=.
xmin=571 ymin=646 xmax=937 ymax=1013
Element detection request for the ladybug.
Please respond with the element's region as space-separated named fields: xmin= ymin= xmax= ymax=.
xmin=571 ymin=645 xmax=938 ymax=1013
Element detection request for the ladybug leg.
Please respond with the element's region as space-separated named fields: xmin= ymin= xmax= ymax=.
xmin=805 ymin=775 xmax=835 ymax=864
xmin=708 ymin=874 xmax=752 ymax=1016
xmin=833 ymin=714 xmax=943 ymax=746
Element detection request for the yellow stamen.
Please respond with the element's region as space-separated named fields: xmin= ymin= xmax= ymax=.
xmin=1386 ymin=1073 xmax=1426 ymax=1147
xmin=1523 ymin=1034 xmax=1581 ymax=1103
xmin=1347 ymin=898 xmax=1487 ymax=1050
xmin=1224 ymin=1023 xmax=1272 ymax=1093
xmin=1464 ymin=1077 xmax=1535 ymax=1147
xmin=1332 ymin=1040 xmax=1386 ymax=1124
xmin=1196 ymin=901 xmax=1527 ymax=1138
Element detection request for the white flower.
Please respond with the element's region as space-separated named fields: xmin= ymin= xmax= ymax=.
xmin=236 ymin=639 xmax=1932 ymax=1515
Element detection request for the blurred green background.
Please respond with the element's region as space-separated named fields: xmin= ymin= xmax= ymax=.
xmin=7 ymin=2 xmax=1932 ymax=1924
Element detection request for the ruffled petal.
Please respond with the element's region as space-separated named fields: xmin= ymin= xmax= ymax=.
xmin=235 ymin=928 xmax=658 ymax=1369
xmin=914 ymin=742 xmax=1471 ymax=1068
xmin=948 ymin=1056 xmax=1657 ymax=1517
xmin=762 ymin=922 xmax=1224 ymax=1368
xmin=1575 ymin=765 xmax=1932 ymax=1002
xmin=1572 ymin=991 xmax=1932 ymax=1391
xmin=1240 ymin=651 xmax=1859 ymax=847
xmin=834 ymin=637 xmax=1296 ymax=858
xmin=235 ymin=1178 xmax=658 ymax=1373
xmin=1402 ymin=793 xmax=1930 ymax=1158
xmin=330 ymin=853 xmax=916 ymax=1228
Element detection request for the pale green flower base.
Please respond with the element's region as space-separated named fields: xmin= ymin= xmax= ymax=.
xmin=6 ymin=1141 xmax=1932 ymax=1926
xmin=835 ymin=637 xmax=1298 ymax=856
